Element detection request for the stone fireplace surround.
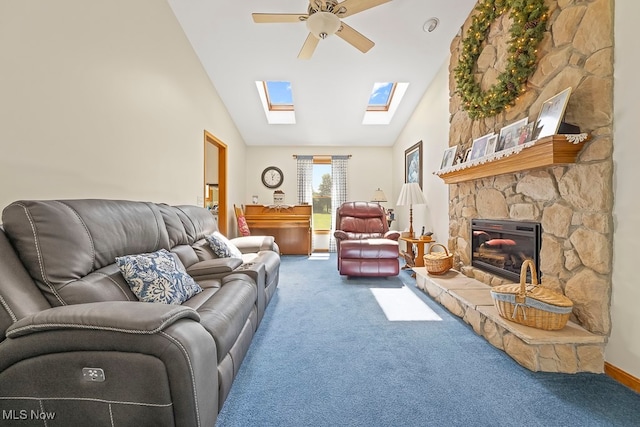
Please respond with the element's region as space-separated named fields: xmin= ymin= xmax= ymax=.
xmin=446 ymin=0 xmax=613 ymax=338
xmin=423 ymin=0 xmax=614 ymax=372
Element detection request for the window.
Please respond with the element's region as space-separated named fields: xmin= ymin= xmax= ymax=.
xmin=312 ymin=161 xmax=332 ymax=231
xmin=362 ymin=82 xmax=410 ymax=125
xmin=264 ymin=81 xmax=293 ymax=111
xmin=367 ymin=82 xmax=396 ymax=111
xmin=255 ymin=80 xmax=296 ymax=124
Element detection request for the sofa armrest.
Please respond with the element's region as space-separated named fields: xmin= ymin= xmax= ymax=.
xmin=186 ymin=257 xmax=243 ymax=279
xmin=1 ymin=302 xmax=217 ymax=426
xmin=384 ymin=230 xmax=401 ymax=241
xmin=6 ymin=301 xmax=199 ymax=339
xmin=333 ymin=230 xmax=348 ymax=240
xmin=230 ymin=235 xmax=277 ymax=253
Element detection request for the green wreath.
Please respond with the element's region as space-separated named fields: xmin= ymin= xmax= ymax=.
xmin=454 ymin=0 xmax=548 ymax=119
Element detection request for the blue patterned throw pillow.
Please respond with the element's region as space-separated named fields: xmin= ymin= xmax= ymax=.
xmin=115 ymin=249 xmax=202 ymax=305
xmin=206 ymin=231 xmax=243 ymax=259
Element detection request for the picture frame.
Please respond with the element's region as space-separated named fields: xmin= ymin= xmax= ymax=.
xmin=534 ymin=87 xmax=572 ymax=140
xmin=469 ymin=133 xmax=494 ymax=161
xmin=453 ymin=144 xmax=466 ymax=165
xmin=462 ymin=147 xmax=472 ymax=163
xmin=405 ymin=141 xmax=423 ymax=188
xmin=498 ymin=117 xmax=528 ymax=152
xmin=440 ymin=146 xmax=457 ymax=169
xmin=484 ymin=134 xmax=499 ymax=156
xmin=517 ymin=122 xmax=536 ymax=145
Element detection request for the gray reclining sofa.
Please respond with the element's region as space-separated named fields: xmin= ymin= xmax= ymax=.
xmin=0 ymin=199 xmax=280 ymax=426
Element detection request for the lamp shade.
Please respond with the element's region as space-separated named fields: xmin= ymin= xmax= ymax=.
xmin=306 ymin=11 xmax=341 ymax=39
xmin=396 ymin=182 xmax=427 ymax=206
xmin=371 ymin=188 xmax=387 ymax=203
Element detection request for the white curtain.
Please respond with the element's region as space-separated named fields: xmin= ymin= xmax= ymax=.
xmin=329 ymin=156 xmax=349 ymax=252
xmin=296 ymin=155 xmax=314 ymax=252
xmin=296 ymin=156 xmax=313 ymax=205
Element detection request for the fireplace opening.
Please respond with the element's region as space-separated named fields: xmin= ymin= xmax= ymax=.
xmin=471 ymin=219 xmax=541 ymax=282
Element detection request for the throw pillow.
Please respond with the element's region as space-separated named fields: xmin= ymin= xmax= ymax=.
xmin=206 ymin=231 xmax=243 ymax=259
xmin=115 ymin=249 xmax=202 ymax=305
xmin=237 ymin=215 xmax=251 ymax=236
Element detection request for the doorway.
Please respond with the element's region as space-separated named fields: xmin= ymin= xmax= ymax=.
xmin=312 ymin=160 xmax=332 ymax=252
xmin=204 ymin=131 xmax=227 ymax=235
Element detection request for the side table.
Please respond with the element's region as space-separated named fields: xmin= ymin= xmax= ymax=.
xmin=399 ymin=236 xmax=433 ymax=276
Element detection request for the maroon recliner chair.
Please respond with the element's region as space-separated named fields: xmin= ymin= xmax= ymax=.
xmin=333 ymin=202 xmax=401 ymax=277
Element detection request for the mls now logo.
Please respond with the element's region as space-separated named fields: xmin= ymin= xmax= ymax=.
xmin=2 ymin=409 xmax=56 ymax=420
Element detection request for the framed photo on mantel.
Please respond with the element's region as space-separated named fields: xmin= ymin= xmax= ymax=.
xmin=534 ymin=87 xmax=572 ymax=140
xmin=440 ymin=146 xmax=457 ymax=169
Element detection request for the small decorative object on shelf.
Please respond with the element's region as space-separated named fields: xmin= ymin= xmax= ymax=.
xmin=420 ymin=231 xmax=433 ymax=241
xmin=273 ymin=190 xmax=285 ymax=205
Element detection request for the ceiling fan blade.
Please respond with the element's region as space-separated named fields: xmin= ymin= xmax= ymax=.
xmin=336 ymin=22 xmax=374 ymax=53
xmin=252 ymin=13 xmax=306 ymax=23
xmin=298 ymin=33 xmax=320 ymax=59
xmin=334 ymin=0 xmax=390 ymax=18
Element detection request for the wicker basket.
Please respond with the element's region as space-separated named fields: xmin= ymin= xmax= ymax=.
xmin=423 ymin=243 xmax=453 ymax=275
xmin=490 ymin=260 xmax=573 ymax=330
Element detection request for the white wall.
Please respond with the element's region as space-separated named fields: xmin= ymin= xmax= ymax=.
xmin=0 ymin=0 xmax=246 ymax=215
xmin=609 ymin=1 xmax=640 ymax=379
xmin=244 ymin=146 xmax=393 ymax=210
xmin=392 ymin=60 xmax=451 ymax=242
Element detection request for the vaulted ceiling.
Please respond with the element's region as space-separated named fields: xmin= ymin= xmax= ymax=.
xmin=168 ymin=0 xmax=476 ymax=146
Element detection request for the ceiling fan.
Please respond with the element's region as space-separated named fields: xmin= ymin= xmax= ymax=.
xmin=252 ymin=0 xmax=391 ymax=59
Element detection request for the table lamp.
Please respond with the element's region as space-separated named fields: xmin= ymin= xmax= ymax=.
xmin=371 ymin=188 xmax=387 ymax=205
xmin=396 ymin=182 xmax=427 ymax=238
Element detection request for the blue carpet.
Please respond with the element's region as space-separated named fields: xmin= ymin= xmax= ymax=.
xmin=216 ymin=254 xmax=640 ymax=427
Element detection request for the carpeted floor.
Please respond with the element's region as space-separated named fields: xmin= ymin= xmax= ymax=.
xmin=216 ymin=254 xmax=640 ymax=427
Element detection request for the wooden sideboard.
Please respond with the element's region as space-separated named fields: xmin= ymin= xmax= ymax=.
xmin=243 ymin=204 xmax=312 ymax=255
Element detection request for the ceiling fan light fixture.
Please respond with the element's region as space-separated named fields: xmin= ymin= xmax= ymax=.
xmin=306 ymin=11 xmax=341 ymax=39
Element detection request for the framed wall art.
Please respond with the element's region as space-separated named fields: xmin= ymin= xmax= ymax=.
xmin=405 ymin=141 xmax=423 ymax=188
xmin=534 ymin=87 xmax=572 ymax=139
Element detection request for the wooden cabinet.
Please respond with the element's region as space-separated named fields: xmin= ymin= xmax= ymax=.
xmin=243 ymin=205 xmax=312 ymax=255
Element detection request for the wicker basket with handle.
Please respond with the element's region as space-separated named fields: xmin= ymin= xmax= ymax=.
xmin=490 ymin=259 xmax=573 ymax=330
xmin=423 ymin=243 xmax=453 ymax=275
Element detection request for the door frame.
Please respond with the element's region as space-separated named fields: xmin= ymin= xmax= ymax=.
xmin=204 ymin=131 xmax=227 ymax=235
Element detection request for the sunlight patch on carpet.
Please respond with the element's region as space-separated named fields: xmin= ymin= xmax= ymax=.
xmin=370 ymin=286 xmax=442 ymax=321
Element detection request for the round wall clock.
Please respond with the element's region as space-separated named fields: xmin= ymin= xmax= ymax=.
xmin=261 ymin=166 xmax=283 ymax=189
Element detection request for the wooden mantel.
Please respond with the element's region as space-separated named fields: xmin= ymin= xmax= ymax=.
xmin=436 ymin=135 xmax=589 ymax=184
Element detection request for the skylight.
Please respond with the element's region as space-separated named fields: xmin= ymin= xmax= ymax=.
xmin=362 ymin=82 xmax=409 ymax=125
xmin=367 ymin=82 xmax=396 ymax=111
xmin=256 ymin=80 xmax=296 ymax=124
xmin=264 ymin=81 xmax=293 ymax=111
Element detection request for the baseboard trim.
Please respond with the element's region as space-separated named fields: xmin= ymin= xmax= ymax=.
xmin=605 ymin=362 xmax=640 ymax=393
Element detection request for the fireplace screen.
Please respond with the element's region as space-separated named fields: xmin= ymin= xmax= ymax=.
xmin=471 ymin=219 xmax=541 ymax=282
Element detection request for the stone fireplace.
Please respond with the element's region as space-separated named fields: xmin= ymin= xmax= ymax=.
xmin=471 ymin=219 xmax=541 ymax=283
xmin=446 ymin=0 xmax=614 ymax=338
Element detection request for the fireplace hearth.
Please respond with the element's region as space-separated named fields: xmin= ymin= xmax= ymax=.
xmin=471 ymin=219 xmax=541 ymax=282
